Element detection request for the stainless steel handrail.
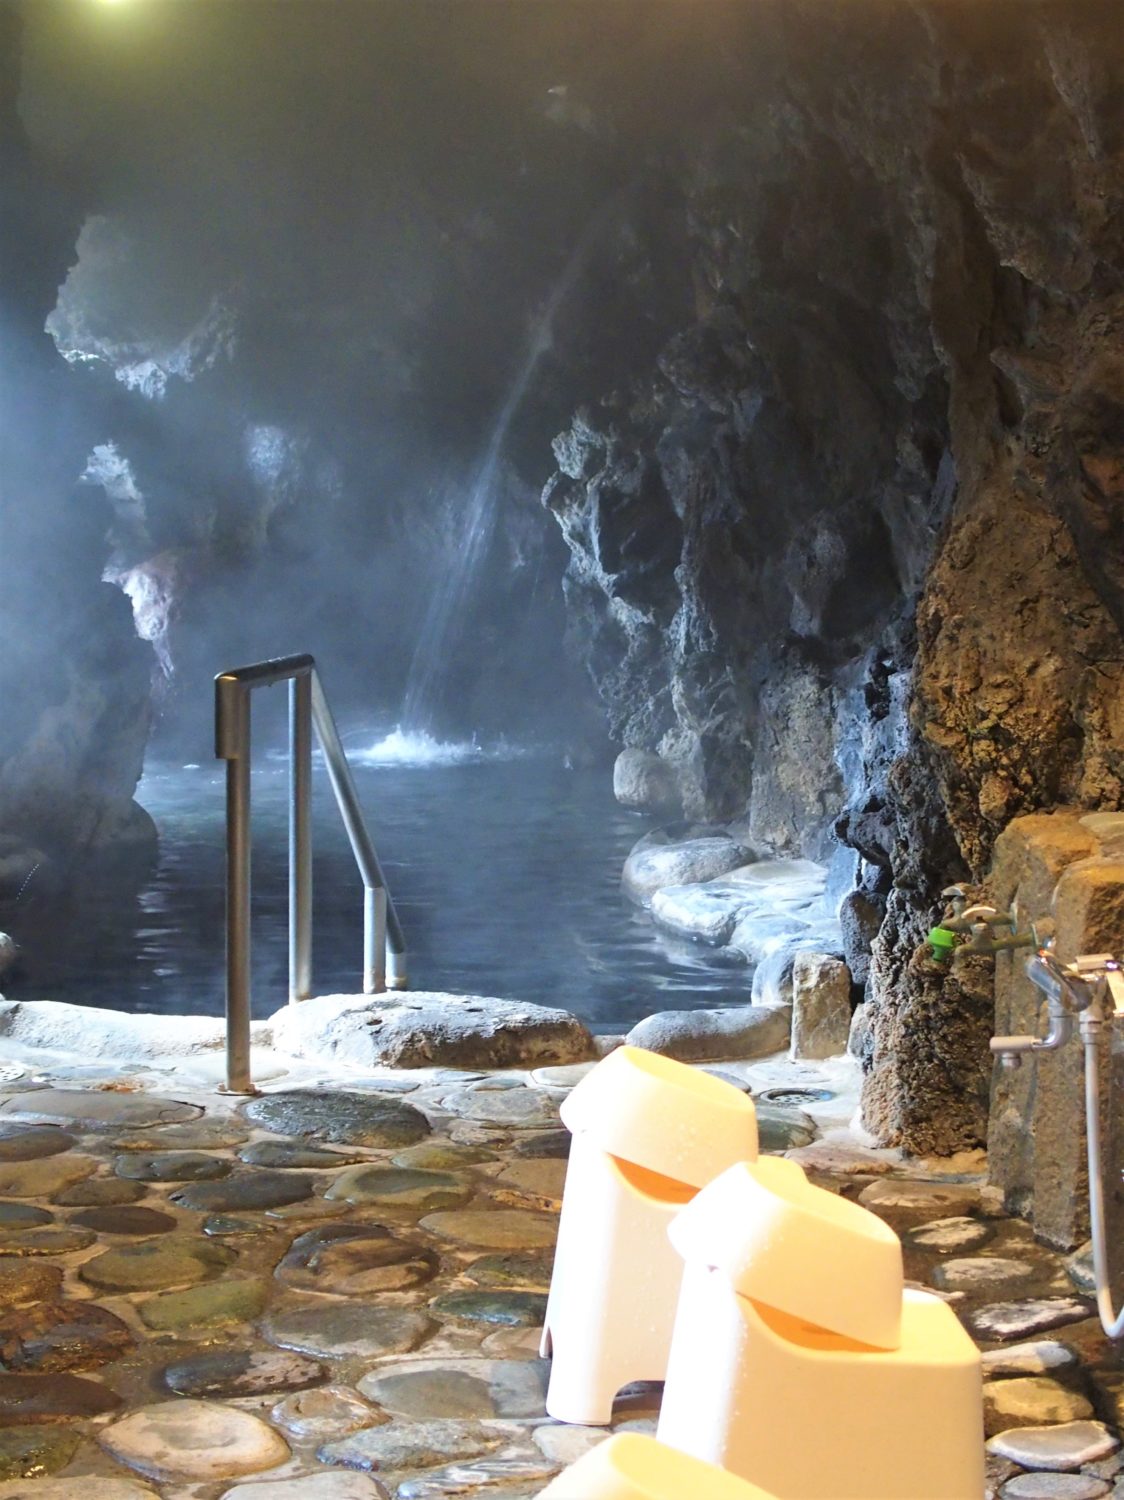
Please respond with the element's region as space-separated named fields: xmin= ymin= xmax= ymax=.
xmin=214 ymin=653 xmax=407 ymax=1093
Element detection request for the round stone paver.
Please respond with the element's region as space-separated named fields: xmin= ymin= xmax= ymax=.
xmin=395 ymin=1456 xmax=556 ymax=1497
xmin=0 ymin=1371 xmax=122 ymax=1422
xmin=0 ymin=1227 xmax=96 ymax=1257
xmin=358 ymin=1358 xmax=547 ymax=1421
xmin=271 ymin=1385 xmax=384 ymax=1442
xmin=463 ymin=1253 xmax=554 ymax=1290
xmin=276 ymin=1224 xmax=440 ymax=1295
xmin=392 ymin=1142 xmax=496 ymax=1171
xmin=0 ymin=1128 xmax=75 ymax=1163
xmin=933 ymin=1257 xmax=1042 ymax=1294
xmin=70 ymin=1206 xmax=177 ymax=1236
xmin=242 ymin=1092 xmax=430 ymax=1149
xmin=319 ymin=1419 xmax=503 ymax=1473
xmin=265 ymin=1299 xmax=434 ymax=1361
xmin=858 ymin=1179 xmax=981 ymax=1215
xmin=139 ymin=1277 xmax=270 ymax=1332
xmin=1001 ymin=1474 xmax=1111 ymax=1498
xmin=492 ymin=1159 xmax=566 ymax=1211
xmin=982 ymin=1341 xmax=1080 ymax=1378
xmin=984 ymin=1377 xmax=1094 ymax=1434
xmin=419 ymin=1209 xmax=556 ymax=1250
xmin=100 ymin=1398 xmax=290 ymax=1481
xmin=108 ymin=1120 xmax=249 ymax=1151
xmin=906 ymin=1217 xmax=994 ymax=1253
xmin=163 ymin=1347 xmax=325 ymax=1399
xmin=0 ymin=1427 xmax=83 ymax=1482
xmin=0 ymin=1299 xmax=134 ymax=1373
xmin=969 ymin=1298 xmax=1096 ymax=1343
xmin=323 ymin=1166 xmax=472 ymax=1214
xmin=79 ymin=1237 xmax=235 ymax=1293
xmin=0 ymin=1090 xmax=200 ymax=1131
xmin=52 ymin=1177 xmax=146 ymax=1207
xmin=170 ymin=1171 xmax=317 ymax=1213
xmin=0 ymin=1156 xmax=97 ymax=1199
xmin=0 ymin=1263 xmax=63 ymax=1305
xmin=988 ymin=1421 xmax=1120 ymax=1471
xmin=429 ymin=1290 xmax=548 ymax=1328
xmin=239 ymin=1141 xmax=367 ymax=1169
xmin=0 ymin=1203 xmax=51 ymax=1228
xmin=114 ymin=1151 xmax=232 ymax=1183
xmin=220 ymin=1475 xmax=388 ymax=1499
xmin=0 ymin=1473 xmax=154 ymax=1498
xmin=440 ymin=1089 xmax=560 ymax=1129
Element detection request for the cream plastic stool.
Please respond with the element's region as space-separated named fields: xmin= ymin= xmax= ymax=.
xmin=541 ymin=1045 xmax=758 ymax=1425
xmin=537 ymin=1432 xmax=780 ymax=1499
xmin=657 ymin=1159 xmax=984 ymax=1499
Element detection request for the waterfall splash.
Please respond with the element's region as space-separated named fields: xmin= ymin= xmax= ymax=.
xmin=401 ymin=203 xmax=614 ymax=732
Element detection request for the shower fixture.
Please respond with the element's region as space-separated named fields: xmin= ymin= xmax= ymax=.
xmin=991 ymin=945 xmax=1124 ymax=1339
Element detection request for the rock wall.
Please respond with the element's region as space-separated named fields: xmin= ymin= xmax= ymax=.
xmin=543 ymin=1 xmax=1124 ymax=1154
xmin=0 ymin=0 xmax=154 ymax=917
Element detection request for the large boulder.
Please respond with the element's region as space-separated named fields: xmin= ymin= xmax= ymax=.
xmin=625 ymin=1004 xmax=791 ymax=1063
xmin=612 ymin=749 xmax=681 ymax=814
xmin=790 ymin=952 xmax=853 ymax=1061
xmin=622 ymin=830 xmax=754 ymax=906
xmin=270 ymin=992 xmax=596 ymax=1071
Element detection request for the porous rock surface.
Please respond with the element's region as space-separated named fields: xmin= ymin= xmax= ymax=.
xmin=269 ymin=992 xmax=595 ymax=1071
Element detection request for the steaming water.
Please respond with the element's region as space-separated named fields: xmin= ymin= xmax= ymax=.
xmin=13 ymin=740 xmax=750 ymax=1032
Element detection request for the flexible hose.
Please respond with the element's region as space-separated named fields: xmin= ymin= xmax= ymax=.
xmin=1082 ymin=1026 xmax=1124 ymax=1339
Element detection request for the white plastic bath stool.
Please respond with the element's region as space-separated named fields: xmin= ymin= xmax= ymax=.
xmin=657 ymin=1160 xmax=984 ymax=1499
xmin=536 ymin=1432 xmax=780 ymax=1499
xmin=540 ymin=1045 xmax=758 ymax=1425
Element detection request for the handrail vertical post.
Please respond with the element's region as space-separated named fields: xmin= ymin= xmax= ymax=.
xmin=216 ymin=674 xmax=256 ymax=1095
xmin=289 ymin=673 xmax=313 ymax=1003
xmin=365 ymin=886 xmax=387 ymax=994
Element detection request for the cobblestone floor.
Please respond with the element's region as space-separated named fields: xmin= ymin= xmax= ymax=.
xmin=0 ymin=1056 xmax=1119 ymax=1500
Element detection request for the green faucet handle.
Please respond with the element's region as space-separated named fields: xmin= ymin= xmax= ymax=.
xmin=928 ymin=926 xmax=959 ymax=962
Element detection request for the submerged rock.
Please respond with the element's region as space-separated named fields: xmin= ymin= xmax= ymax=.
xmin=621 ymin=833 xmax=753 ymax=906
xmin=99 ymin=1398 xmax=290 ymax=1481
xmin=269 ymin=994 xmax=595 ymax=1072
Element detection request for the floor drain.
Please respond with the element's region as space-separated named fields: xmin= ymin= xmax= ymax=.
xmin=0 ymin=1063 xmax=26 ymax=1083
xmin=757 ymin=1086 xmax=834 ymax=1107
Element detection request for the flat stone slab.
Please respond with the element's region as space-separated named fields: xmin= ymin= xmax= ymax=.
xmin=984 ymin=1376 xmax=1093 ymax=1433
xmin=242 ymin=1091 xmax=431 ymax=1148
xmin=0 ymin=1371 xmax=122 ymax=1422
xmin=220 ymin=1477 xmax=388 ymax=1500
xmin=170 ymin=1170 xmax=317 ymax=1213
xmin=0 ymin=1089 xmax=200 ymax=1131
xmin=271 ymin=1385 xmax=384 ymax=1442
xmin=0 ymin=1477 xmax=154 ymax=1499
xmin=0 ymin=1128 xmax=75 ymax=1162
xmin=139 ymin=1277 xmax=270 ymax=1331
xmin=987 ymin=1421 xmax=1120 ymax=1471
xmin=969 ymin=1297 xmax=1096 ymax=1342
xmin=624 ymin=1006 xmax=791 ymax=1062
xmin=1001 ymin=1475 xmax=1112 ymax=1498
xmin=463 ymin=1253 xmax=554 ymax=1291
xmin=419 ymin=1209 xmax=556 ymax=1249
xmin=163 ymin=1348 xmax=325 ymax=1399
xmin=114 ymin=1150 xmax=232 ymax=1182
xmin=392 ymin=1141 xmax=496 ymax=1170
xmin=492 ymin=1159 xmax=566 ymax=1211
xmin=0 ymin=1264 xmax=63 ymax=1305
xmin=79 ymin=1237 xmax=236 ymax=1293
xmin=323 ymin=1165 xmax=472 ymax=1213
xmin=270 ymin=993 xmax=595 ymax=1072
xmin=275 ymin=1224 xmax=439 ymax=1295
xmin=0 ymin=1156 xmax=97 ymax=1199
xmin=319 ymin=1418 xmax=503 ymax=1473
xmin=933 ymin=1256 xmax=1042 ymax=1294
xmin=0 ymin=1227 xmax=96 ymax=1257
xmin=100 ymin=1398 xmax=290 ymax=1481
xmin=357 ymin=1358 xmax=547 ymax=1421
xmin=108 ymin=1120 xmax=249 ymax=1151
xmin=264 ymin=1300 xmax=435 ymax=1360
xmin=0 ymin=1299 xmax=134 ymax=1373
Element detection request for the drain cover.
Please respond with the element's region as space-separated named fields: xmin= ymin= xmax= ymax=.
xmin=0 ymin=1063 xmax=26 ymax=1083
xmin=757 ymin=1086 xmax=834 ymax=1107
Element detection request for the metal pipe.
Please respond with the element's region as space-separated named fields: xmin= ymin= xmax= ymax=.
xmin=222 ymin=722 xmax=256 ymax=1095
xmin=309 ymin=670 xmax=407 ymax=969
xmin=289 ymin=674 xmax=313 ymax=1003
xmin=365 ymin=886 xmax=387 ymax=994
xmin=1082 ymin=1014 xmax=1124 ymax=1338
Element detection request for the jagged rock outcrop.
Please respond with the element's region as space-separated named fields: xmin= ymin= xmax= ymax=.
xmin=0 ymin=1 xmax=154 ymax=909
xmin=543 ymin=1 xmax=1124 ymax=1152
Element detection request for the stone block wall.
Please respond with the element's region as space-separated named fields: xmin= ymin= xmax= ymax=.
xmin=988 ymin=812 xmax=1124 ymax=1278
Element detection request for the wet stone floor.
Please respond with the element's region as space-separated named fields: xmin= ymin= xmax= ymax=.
xmin=0 ymin=1067 xmax=1121 ymax=1499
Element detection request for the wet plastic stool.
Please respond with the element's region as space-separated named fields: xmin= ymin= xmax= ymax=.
xmin=657 ymin=1159 xmax=984 ymax=1499
xmin=537 ymin=1432 xmax=780 ymax=1499
xmin=540 ymin=1045 xmax=759 ymax=1425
